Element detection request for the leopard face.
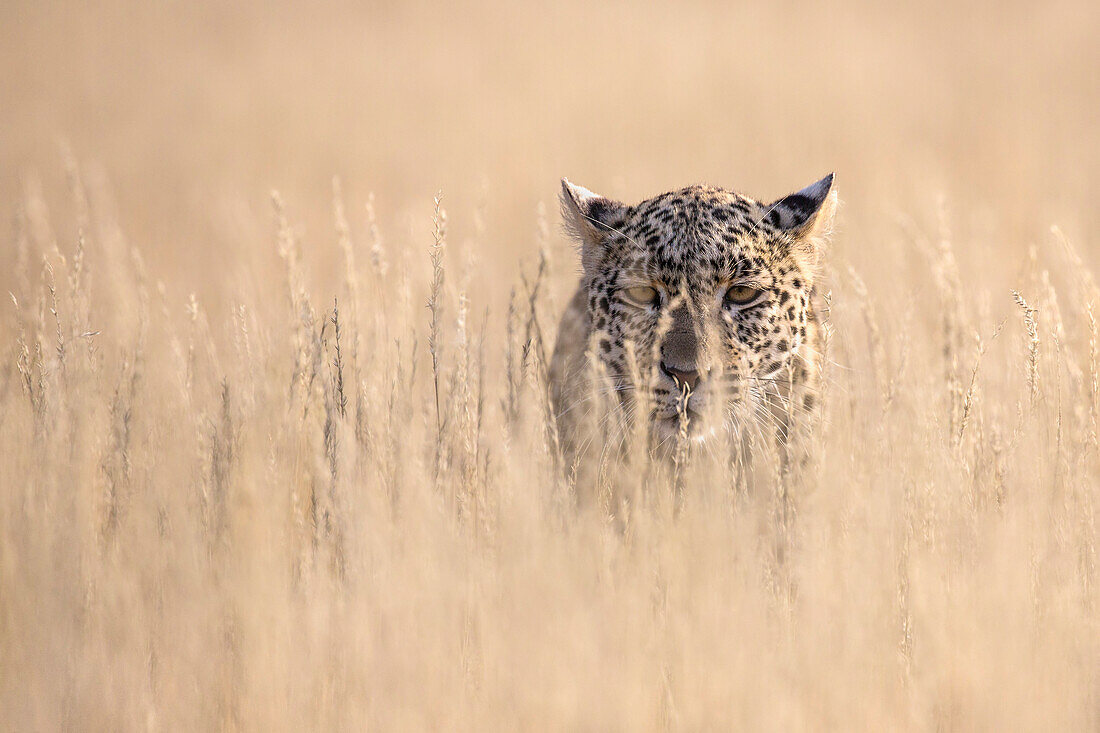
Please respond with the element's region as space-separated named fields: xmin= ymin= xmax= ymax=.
xmin=560 ymin=175 xmax=836 ymax=445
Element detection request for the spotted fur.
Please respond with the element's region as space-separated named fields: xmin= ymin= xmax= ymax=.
xmin=549 ymin=174 xmax=837 ymax=472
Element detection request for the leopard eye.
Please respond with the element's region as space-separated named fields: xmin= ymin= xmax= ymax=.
xmin=620 ymin=286 xmax=660 ymax=309
xmin=724 ymin=285 xmax=763 ymax=307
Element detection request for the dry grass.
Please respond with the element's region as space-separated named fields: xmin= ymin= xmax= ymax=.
xmin=2 ymin=0 xmax=1100 ymax=729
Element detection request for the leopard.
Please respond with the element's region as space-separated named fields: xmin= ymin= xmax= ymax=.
xmin=548 ymin=174 xmax=837 ymax=484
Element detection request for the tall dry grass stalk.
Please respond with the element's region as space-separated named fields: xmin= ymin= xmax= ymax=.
xmin=427 ymin=190 xmax=448 ymax=441
xmin=1013 ymin=290 xmax=1041 ymax=407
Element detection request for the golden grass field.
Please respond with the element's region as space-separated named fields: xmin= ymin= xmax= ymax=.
xmin=2 ymin=0 xmax=1100 ymax=729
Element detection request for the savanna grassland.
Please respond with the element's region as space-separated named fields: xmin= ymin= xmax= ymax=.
xmin=2 ymin=0 xmax=1100 ymax=729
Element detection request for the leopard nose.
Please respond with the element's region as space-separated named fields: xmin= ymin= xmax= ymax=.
xmin=660 ymin=362 xmax=700 ymax=391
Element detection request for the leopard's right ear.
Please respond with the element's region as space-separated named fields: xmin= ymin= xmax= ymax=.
xmin=560 ymin=178 xmax=626 ymax=273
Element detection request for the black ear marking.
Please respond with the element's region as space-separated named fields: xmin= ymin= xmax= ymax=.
xmin=770 ymin=173 xmax=835 ymax=234
xmin=768 ymin=173 xmax=838 ymax=271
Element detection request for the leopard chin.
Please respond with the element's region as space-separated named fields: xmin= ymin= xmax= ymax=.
xmin=651 ymin=413 xmax=717 ymax=447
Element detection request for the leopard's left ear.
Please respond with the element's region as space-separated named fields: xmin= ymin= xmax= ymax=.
xmin=769 ymin=173 xmax=837 ymax=264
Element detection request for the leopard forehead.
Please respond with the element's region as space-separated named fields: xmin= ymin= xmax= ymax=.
xmin=590 ymin=185 xmax=801 ymax=288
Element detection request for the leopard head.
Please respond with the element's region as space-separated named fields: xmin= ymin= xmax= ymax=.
xmin=560 ymin=174 xmax=836 ymax=445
